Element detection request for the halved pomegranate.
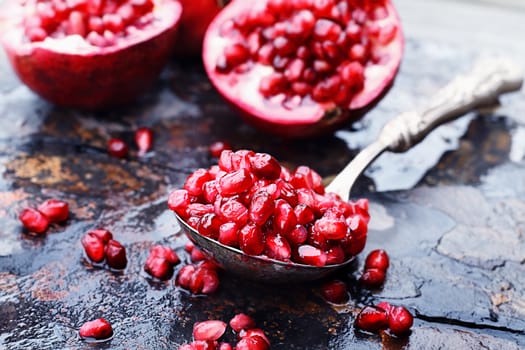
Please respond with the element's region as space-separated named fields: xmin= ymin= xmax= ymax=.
xmin=0 ymin=0 xmax=182 ymax=109
xmin=202 ymin=0 xmax=404 ymax=138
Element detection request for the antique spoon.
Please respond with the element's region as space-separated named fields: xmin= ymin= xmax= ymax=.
xmin=175 ymin=57 xmax=524 ymax=283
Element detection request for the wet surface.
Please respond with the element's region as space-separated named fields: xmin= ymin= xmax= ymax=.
xmin=2 ymin=4 xmax=525 ymax=349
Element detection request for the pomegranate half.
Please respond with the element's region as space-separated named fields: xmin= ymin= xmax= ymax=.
xmin=0 ymin=0 xmax=182 ymax=109
xmin=203 ymin=0 xmax=404 ymax=138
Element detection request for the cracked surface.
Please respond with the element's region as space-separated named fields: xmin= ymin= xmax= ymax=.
xmin=1 ymin=2 xmax=525 ymax=349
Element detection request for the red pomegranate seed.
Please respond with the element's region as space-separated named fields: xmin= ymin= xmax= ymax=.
xmin=134 ymin=127 xmax=153 ymax=156
xmin=89 ymin=228 xmax=113 ymax=244
xmin=81 ymin=232 xmax=105 ymax=263
xmin=188 ymin=265 xmax=220 ymax=294
xmin=105 ymin=239 xmax=127 ymax=269
xmin=218 ymin=43 xmax=250 ymax=71
xmin=219 ymin=343 xmax=233 ymax=350
xmin=249 ymin=191 xmax=274 ymax=225
xmin=198 ymin=213 xmax=222 ymax=240
xmin=249 ymin=153 xmax=281 ymax=180
xmin=296 ymin=244 xmax=327 ymax=267
xmin=325 ymin=245 xmax=345 ymax=265
xmin=294 ymin=204 xmax=315 ymax=225
xmin=193 ymin=320 xmax=227 ymax=341
xmin=264 ymin=232 xmax=291 ymax=261
xmin=364 ymin=249 xmax=390 ymax=271
xmin=359 ymin=268 xmax=386 ymax=288
xmin=285 ymin=224 xmax=308 ymax=245
xmin=37 ymin=199 xmax=69 ymax=223
xmin=320 ymin=280 xmax=349 ymax=304
xmin=218 ymin=222 xmax=239 ymax=247
xmin=144 ymin=255 xmax=173 ymax=280
xmin=176 ymin=264 xmax=196 ymax=288
xmin=273 ymin=199 xmax=297 ymax=234
xmin=314 ymin=216 xmax=347 ymax=240
xmin=185 ymin=169 xmax=212 ymax=196
xmin=259 ymin=73 xmax=287 ymax=97
xmin=209 ymin=141 xmax=232 ymax=158
xmin=229 ymin=313 xmax=256 ymax=333
xmin=219 ymin=199 xmax=249 ymax=226
xmin=168 ymin=189 xmax=194 ymax=216
xmin=107 ymin=137 xmax=128 ymax=158
xmin=239 ymin=223 xmax=264 ymax=256
xmin=388 ymin=305 xmax=413 ymax=336
xmin=19 ymin=208 xmax=49 ymax=234
xmin=355 ymin=306 xmax=389 ymax=332
xmin=185 ymin=340 xmax=218 ymax=350
xmin=235 ymin=336 xmax=269 ymax=350
xmin=79 ymin=318 xmax=113 ymax=340
xmin=190 ymin=246 xmax=209 ymax=262
xmin=150 ymin=245 xmax=180 ymax=265
xmin=219 ymin=168 xmax=253 ymax=196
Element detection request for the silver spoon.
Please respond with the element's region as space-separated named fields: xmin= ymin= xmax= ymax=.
xmin=175 ymin=57 xmax=524 ymax=283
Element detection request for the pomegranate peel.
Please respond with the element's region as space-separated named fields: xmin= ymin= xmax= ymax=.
xmin=1 ymin=0 xmax=182 ymax=109
xmin=202 ymin=0 xmax=404 ymax=138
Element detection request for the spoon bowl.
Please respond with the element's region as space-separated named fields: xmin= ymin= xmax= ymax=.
xmin=175 ymin=57 xmax=523 ymax=283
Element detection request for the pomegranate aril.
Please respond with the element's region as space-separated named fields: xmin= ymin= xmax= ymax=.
xmin=388 ymin=305 xmax=413 ymax=335
xmin=359 ymin=268 xmax=386 ymax=288
xmin=314 ymin=216 xmax=347 ymax=240
xmin=349 ymin=43 xmax=368 ymax=63
xmin=176 ymin=264 xmax=196 ymax=288
xmin=249 ymin=191 xmax=274 ymax=225
xmin=19 ymin=207 xmax=49 ymax=234
xmin=67 ymin=11 xmax=87 ymax=36
xmin=284 ymin=58 xmax=305 ymax=82
xmin=185 ymin=169 xmax=212 ymax=196
xmin=365 ymin=249 xmax=390 ymax=271
xmin=219 ymin=343 xmax=233 ymax=350
xmin=203 ymin=180 xmax=219 ymax=203
xmin=286 ymin=224 xmax=308 ymax=245
xmin=193 ymin=320 xmax=227 ymax=341
xmin=355 ymin=306 xmax=389 ymax=332
xmin=37 ymin=199 xmax=69 ymax=223
xmin=86 ymin=31 xmax=106 ymax=46
xmin=325 ymin=245 xmax=345 ymax=265
xmin=320 ymin=279 xmax=349 ymax=304
xmin=264 ymin=232 xmax=291 ymax=261
xmin=209 ymin=141 xmax=232 ymax=158
xmin=107 ymin=137 xmax=128 ymax=158
xmin=296 ymin=244 xmax=327 ymax=267
xmin=259 ymin=73 xmax=287 ymax=97
xmin=27 ymin=27 xmax=48 ymax=42
xmin=235 ymin=336 xmax=269 ymax=350
xmin=144 ymin=255 xmax=173 ymax=280
xmin=102 ymin=13 xmax=124 ymax=33
xmin=218 ymin=43 xmax=250 ymax=71
xmin=218 ymin=222 xmax=239 ymax=247
xmin=219 ymin=168 xmax=253 ymax=196
xmin=249 ymin=153 xmax=281 ymax=180
xmin=134 ymin=127 xmax=153 ymax=155
xmin=187 ymin=203 xmax=214 ymax=217
xmin=79 ymin=318 xmax=113 ymax=340
xmin=239 ymin=223 xmax=264 ymax=255
xmin=273 ymin=199 xmax=297 ymax=234
xmin=90 ymin=228 xmax=113 ymax=243
xmin=81 ymin=232 xmax=105 ymax=262
xmin=150 ymin=245 xmax=180 ymax=264
xmin=198 ymin=213 xmax=221 ymax=240
xmin=200 ymin=267 xmax=220 ymax=294
xmin=229 ymin=313 xmax=256 ymax=333
xmin=219 ymin=199 xmax=248 ymax=225
xmin=105 ymin=239 xmax=127 ymax=269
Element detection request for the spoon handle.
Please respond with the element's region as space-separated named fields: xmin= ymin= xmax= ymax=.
xmin=326 ymin=57 xmax=524 ymax=199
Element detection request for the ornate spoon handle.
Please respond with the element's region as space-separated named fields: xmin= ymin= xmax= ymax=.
xmin=326 ymin=57 xmax=524 ymax=199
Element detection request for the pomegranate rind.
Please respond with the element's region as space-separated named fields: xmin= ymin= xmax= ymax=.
xmin=202 ymin=0 xmax=404 ymax=138
xmin=0 ymin=0 xmax=182 ymax=110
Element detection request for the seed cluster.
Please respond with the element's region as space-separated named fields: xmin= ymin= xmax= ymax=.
xmin=216 ymin=0 xmax=397 ymax=107
xmin=21 ymin=0 xmax=155 ymax=46
xmin=168 ymin=149 xmax=370 ymax=267
xmin=355 ymin=301 xmax=414 ymax=336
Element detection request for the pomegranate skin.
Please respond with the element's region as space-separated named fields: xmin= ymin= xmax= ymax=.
xmin=173 ymin=0 xmax=226 ymax=58
xmin=202 ymin=0 xmax=404 ymax=138
xmin=0 ymin=0 xmax=182 ymax=110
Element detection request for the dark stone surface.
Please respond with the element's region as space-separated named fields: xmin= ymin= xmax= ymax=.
xmin=1 ymin=1 xmax=525 ymax=349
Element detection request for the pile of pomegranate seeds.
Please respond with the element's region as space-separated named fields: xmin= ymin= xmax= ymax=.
xmin=21 ymin=0 xmax=156 ymax=46
xmin=143 ymin=244 xmax=180 ymax=280
xmin=359 ymin=249 xmax=389 ymax=288
xmin=178 ymin=314 xmax=269 ymax=350
xmin=79 ymin=317 xmax=113 ymax=341
xmin=215 ymin=0 xmax=398 ymax=107
xmin=19 ymin=198 xmax=69 ymax=234
xmin=168 ymin=149 xmax=370 ymax=267
xmin=355 ymin=301 xmax=413 ymax=336
xmin=81 ymin=228 xmax=128 ymax=270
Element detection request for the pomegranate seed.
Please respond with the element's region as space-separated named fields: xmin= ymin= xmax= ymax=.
xmin=79 ymin=318 xmax=113 ymax=340
xmin=359 ymin=268 xmax=386 ymax=288
xmin=340 ymin=61 xmax=364 ymax=90
xmin=218 ymin=43 xmax=250 ymax=71
xmin=144 ymin=255 xmax=173 ymax=280
xmin=285 ymin=224 xmax=308 ymax=245
xmin=81 ymin=232 xmax=105 ymax=263
xmin=37 ymin=199 xmax=69 ymax=223
xmin=190 ymin=246 xmax=209 ymax=262
xmin=249 ymin=191 xmax=274 ymax=225
xmin=294 ymin=204 xmax=315 ymax=225
xmin=202 ymin=181 xmax=219 ymax=204
xmin=185 ymin=340 xmax=218 ymax=350
xmin=209 ymin=141 xmax=232 ymax=158
xmin=27 ymin=27 xmax=48 ymax=42
xmin=193 ymin=320 xmax=227 ymax=341
xmin=218 ymin=222 xmax=239 ymax=247
xmin=176 ymin=264 xmax=196 ymax=288
xmin=296 ymin=244 xmax=327 ymax=267
xmin=198 ymin=213 xmax=222 ymax=240
xmin=355 ymin=306 xmax=389 ymax=332
xmin=259 ymin=73 xmax=287 ymax=97
xmin=219 ymin=199 xmax=249 ymax=226
xmin=388 ymin=306 xmax=413 ymax=336
xmin=273 ymin=199 xmax=297 ymax=234
xmin=377 ymin=301 xmax=393 ymax=314
xmin=168 ymin=189 xmax=194 ymax=216
xmin=239 ymin=223 xmax=264 ymax=255
xmin=249 ymin=153 xmax=281 ymax=180
xmin=89 ymin=228 xmax=113 ymax=244
xmin=219 ymin=168 xmax=253 ymax=196
xmin=107 ymin=137 xmax=128 ymax=158
xmin=188 ymin=265 xmax=220 ymax=294
xmin=134 ymin=127 xmax=153 ymax=155
xmin=105 ymin=239 xmax=127 ymax=269
xmin=185 ymin=169 xmax=212 ymax=196
xmin=235 ymin=336 xmax=269 ymax=350
xmin=219 ymin=343 xmax=233 ymax=350
xmin=67 ymin=11 xmax=87 ymax=36
xmin=325 ymin=245 xmax=345 ymax=265
xmin=150 ymin=245 xmax=180 ymax=265
xmin=349 ymin=43 xmax=368 ymax=63
xmin=19 ymin=208 xmax=49 ymax=234
xmin=229 ymin=313 xmax=256 ymax=333
xmin=314 ymin=216 xmax=347 ymax=240
xmin=365 ymin=249 xmax=390 ymax=271
xmin=264 ymin=232 xmax=291 ymax=261
xmin=320 ymin=280 xmax=349 ymax=304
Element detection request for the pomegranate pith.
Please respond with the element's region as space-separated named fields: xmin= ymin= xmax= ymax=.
xmin=202 ymin=0 xmax=404 ymax=137
xmin=1 ymin=0 xmax=182 ymax=109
